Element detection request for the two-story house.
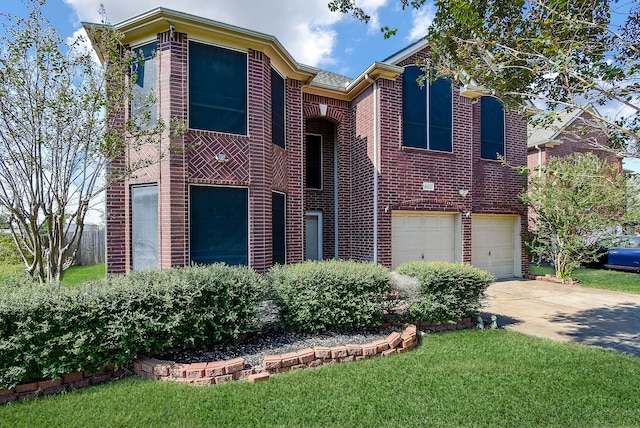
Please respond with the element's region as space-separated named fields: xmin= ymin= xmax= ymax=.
xmin=87 ymin=8 xmax=528 ymax=279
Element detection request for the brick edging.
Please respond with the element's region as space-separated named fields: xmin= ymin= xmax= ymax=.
xmin=133 ymin=324 xmax=422 ymax=386
xmin=0 ymin=368 xmax=128 ymax=405
xmin=1 ymin=320 xmax=478 ymax=403
xmin=523 ymin=273 xmax=578 ymax=286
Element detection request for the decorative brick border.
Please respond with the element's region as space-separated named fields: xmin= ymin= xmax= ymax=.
xmin=524 ymin=273 xmax=578 ymax=286
xmin=133 ymin=325 xmax=421 ymax=386
xmin=1 ymin=320 xmax=478 ymax=403
xmin=0 ymin=368 xmax=128 ymax=405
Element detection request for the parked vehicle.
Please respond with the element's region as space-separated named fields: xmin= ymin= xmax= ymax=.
xmin=602 ymin=236 xmax=640 ymax=273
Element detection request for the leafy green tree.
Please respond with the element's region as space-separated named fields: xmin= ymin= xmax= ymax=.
xmin=524 ymin=153 xmax=638 ymax=281
xmin=0 ymin=1 xmax=169 ymax=283
xmin=329 ymin=0 xmax=639 ymax=156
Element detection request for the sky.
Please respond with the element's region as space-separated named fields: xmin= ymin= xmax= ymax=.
xmin=4 ymin=0 xmax=434 ymax=78
xmin=3 ymin=0 xmax=639 ymax=178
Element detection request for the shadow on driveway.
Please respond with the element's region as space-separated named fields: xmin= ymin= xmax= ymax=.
xmin=549 ymin=303 xmax=640 ymax=357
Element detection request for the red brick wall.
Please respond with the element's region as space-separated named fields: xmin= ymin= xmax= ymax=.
xmin=304 ymin=117 xmax=336 ymax=259
xmin=349 ymin=86 xmax=376 ymax=261
xmin=107 ymin=31 xmax=304 ymax=274
xmin=303 ymin=95 xmax=352 ymax=259
xmin=285 ymin=80 xmax=304 ymax=264
xmin=107 ymin=31 xmax=528 ymax=276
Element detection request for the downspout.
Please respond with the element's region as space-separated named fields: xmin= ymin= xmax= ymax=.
xmin=334 ymin=129 xmax=339 ymax=258
xmin=365 ymin=74 xmax=379 ymax=263
xmin=535 ymin=144 xmax=542 ymax=177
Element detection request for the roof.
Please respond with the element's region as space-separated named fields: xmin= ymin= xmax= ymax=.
xmin=84 ymin=8 xmax=405 ymax=101
xmin=306 ymin=67 xmax=353 ymax=90
xmin=527 ymin=109 xmax=584 ymax=149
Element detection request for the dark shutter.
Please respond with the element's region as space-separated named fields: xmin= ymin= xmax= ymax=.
xmin=481 ymin=97 xmax=505 ymax=160
xmin=131 ymin=184 xmax=158 ymax=271
xmin=429 ymin=77 xmax=453 ymax=152
xmin=402 ymin=66 xmax=427 ymax=149
xmin=271 ymin=68 xmax=285 ymax=148
xmin=190 ymin=186 xmax=248 ymax=266
xmin=306 ymin=135 xmax=322 ymax=189
xmin=189 ymin=42 xmax=247 ymax=134
xmin=272 ymin=192 xmax=286 ymax=265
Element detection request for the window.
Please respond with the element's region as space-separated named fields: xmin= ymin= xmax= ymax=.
xmin=272 ymin=192 xmax=286 ymax=265
xmin=271 ymin=68 xmax=285 ymax=148
xmin=480 ymin=96 xmax=505 ymax=160
xmin=131 ymin=184 xmax=158 ymax=271
xmin=189 ymin=41 xmax=247 ymax=134
xmin=402 ymin=66 xmax=453 ymax=152
xmin=306 ymin=134 xmax=322 ymax=189
xmin=131 ymin=42 xmax=157 ymax=129
xmin=190 ymin=186 xmax=248 ymax=266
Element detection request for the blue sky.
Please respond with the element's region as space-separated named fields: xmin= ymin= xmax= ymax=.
xmin=4 ymin=0 xmax=433 ymax=78
xmin=4 ymin=0 xmax=639 ymax=173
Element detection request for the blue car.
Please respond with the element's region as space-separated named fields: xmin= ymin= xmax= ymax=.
xmin=604 ymin=236 xmax=640 ymax=273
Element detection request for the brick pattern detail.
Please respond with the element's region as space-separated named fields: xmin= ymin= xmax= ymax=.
xmin=105 ymin=28 xmax=528 ymax=277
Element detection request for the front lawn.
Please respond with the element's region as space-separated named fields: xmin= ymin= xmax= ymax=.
xmin=2 ymin=329 xmax=640 ymax=427
xmin=0 ymin=264 xmax=105 ymax=288
xmin=529 ymin=264 xmax=640 ymax=294
xmin=60 ymin=264 xmax=105 ymax=287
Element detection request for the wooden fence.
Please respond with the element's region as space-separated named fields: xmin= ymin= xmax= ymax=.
xmin=66 ymin=229 xmax=105 ymax=266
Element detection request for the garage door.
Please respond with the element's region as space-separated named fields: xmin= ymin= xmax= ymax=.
xmin=472 ymin=215 xmax=519 ymax=278
xmin=392 ymin=211 xmax=458 ymax=269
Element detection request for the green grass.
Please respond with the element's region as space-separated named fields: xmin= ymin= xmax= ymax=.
xmin=1 ymin=330 xmax=640 ymax=427
xmin=529 ymin=264 xmax=640 ymax=294
xmin=61 ymin=264 xmax=105 ymax=287
xmin=0 ymin=264 xmax=105 ymax=287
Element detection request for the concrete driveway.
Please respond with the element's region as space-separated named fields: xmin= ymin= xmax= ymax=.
xmin=483 ymin=279 xmax=640 ymax=357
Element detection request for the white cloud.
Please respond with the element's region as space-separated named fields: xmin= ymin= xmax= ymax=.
xmin=66 ymin=28 xmax=100 ymax=63
xmin=355 ymin=0 xmax=389 ymax=34
xmin=407 ymin=5 xmax=435 ymax=42
xmin=63 ymin=0 xmax=352 ymax=67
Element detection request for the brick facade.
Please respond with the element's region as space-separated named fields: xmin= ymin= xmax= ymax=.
xmin=98 ymin=9 xmax=528 ymax=277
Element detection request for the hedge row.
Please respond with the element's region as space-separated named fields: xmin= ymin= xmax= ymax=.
xmin=0 ymin=259 xmax=493 ymax=388
xmin=268 ymin=260 xmax=390 ymax=332
xmin=0 ymin=264 xmax=266 ymax=388
xmin=396 ymin=261 xmax=495 ymax=323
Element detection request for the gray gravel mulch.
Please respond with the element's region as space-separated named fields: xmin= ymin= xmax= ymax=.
xmin=155 ymin=300 xmax=403 ymax=368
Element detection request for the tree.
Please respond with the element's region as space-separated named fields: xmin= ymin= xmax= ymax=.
xmin=329 ymin=0 xmax=639 ymax=156
xmin=0 ymin=1 xmax=167 ymax=283
xmin=523 ymin=153 xmax=638 ymax=281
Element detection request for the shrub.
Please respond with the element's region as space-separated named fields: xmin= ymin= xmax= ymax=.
xmin=267 ymin=260 xmax=390 ymax=333
xmin=0 ymin=264 xmax=266 ymax=388
xmin=396 ymin=261 xmax=494 ymax=323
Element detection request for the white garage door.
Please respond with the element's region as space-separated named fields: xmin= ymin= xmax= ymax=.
xmin=392 ymin=211 xmax=458 ymax=269
xmin=472 ymin=215 xmax=520 ymax=278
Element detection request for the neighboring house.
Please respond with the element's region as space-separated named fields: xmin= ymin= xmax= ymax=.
xmin=87 ymin=8 xmax=528 ymax=279
xmin=527 ymin=108 xmax=622 ymax=173
xmin=527 ymin=108 xmax=623 ymax=230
